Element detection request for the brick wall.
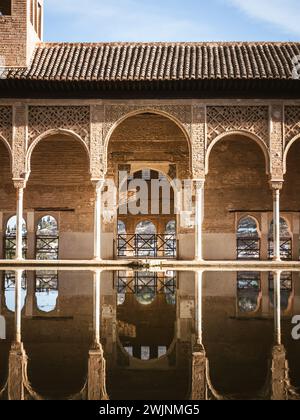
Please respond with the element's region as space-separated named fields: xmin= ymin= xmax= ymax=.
xmin=204 ymin=135 xmax=271 ymax=233
xmin=109 ymin=114 xmax=189 ymax=167
xmin=25 ymin=136 xmax=94 ymax=233
xmin=0 ymin=0 xmax=40 ymax=67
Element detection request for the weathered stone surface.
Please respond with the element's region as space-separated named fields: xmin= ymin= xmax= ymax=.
xmin=87 ymin=346 xmax=109 ymax=401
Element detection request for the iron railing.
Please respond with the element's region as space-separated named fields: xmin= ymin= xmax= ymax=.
xmin=115 ymin=272 xmax=177 ymax=295
xmin=237 ymin=238 xmax=260 ymax=260
xmin=117 ymin=234 xmax=177 ymax=258
xmin=268 ymin=239 xmax=292 ymax=260
xmin=4 ymin=235 xmax=27 ymax=259
xmin=36 ymin=235 xmax=59 ymax=260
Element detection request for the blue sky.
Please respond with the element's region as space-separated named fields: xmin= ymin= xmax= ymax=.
xmin=44 ymin=0 xmax=300 ymax=42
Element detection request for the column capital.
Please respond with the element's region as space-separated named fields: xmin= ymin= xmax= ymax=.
xmin=269 ymin=180 xmax=283 ymax=191
xmin=194 ymin=179 xmax=205 ymax=190
xmin=92 ymin=178 xmax=105 ymax=191
xmin=13 ymin=178 xmax=26 ymax=189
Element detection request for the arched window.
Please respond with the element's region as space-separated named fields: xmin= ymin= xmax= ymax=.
xmin=237 ymin=217 xmax=260 ymax=260
xmin=5 ymin=216 xmax=27 ymax=259
xmin=237 ymin=272 xmax=261 ymax=313
xmin=164 ymin=220 xmax=176 ymax=258
xmin=4 ymin=216 xmax=27 ymax=312
xmin=35 ymin=216 xmax=59 ymax=313
xmin=135 ymin=221 xmax=157 ymax=258
xmin=36 ymin=215 xmax=59 ymax=260
xmin=268 ymin=218 xmax=292 ymax=260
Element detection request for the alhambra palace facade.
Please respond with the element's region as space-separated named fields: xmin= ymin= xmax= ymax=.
xmin=0 ymin=0 xmax=300 ymax=401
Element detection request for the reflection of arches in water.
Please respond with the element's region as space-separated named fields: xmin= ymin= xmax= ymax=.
xmin=237 ymin=216 xmax=260 ymax=260
xmin=35 ymin=215 xmax=59 ymax=313
xmin=268 ymin=218 xmax=292 ymax=260
xmin=269 ymin=272 xmax=293 ymax=311
xmin=135 ymin=272 xmax=156 ymax=305
xmin=237 ymin=272 xmax=261 ymax=313
xmin=116 ymin=271 xmax=176 ymax=306
xmin=4 ymin=216 xmax=27 ymax=312
xmin=4 ymin=271 xmax=27 ymax=313
xmin=116 ymin=271 xmax=176 ymax=361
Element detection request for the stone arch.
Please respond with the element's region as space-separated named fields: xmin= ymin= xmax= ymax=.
xmin=26 ymin=129 xmax=90 ymax=176
xmin=283 ymin=134 xmax=300 ymax=174
xmin=104 ymin=108 xmax=192 ymax=175
xmin=0 ymin=134 xmax=12 ymax=168
xmin=205 ymin=131 xmax=270 ymax=175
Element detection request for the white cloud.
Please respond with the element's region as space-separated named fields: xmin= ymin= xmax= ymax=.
xmin=226 ymin=0 xmax=300 ymax=37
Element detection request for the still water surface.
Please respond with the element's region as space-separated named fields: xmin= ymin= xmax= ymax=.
xmin=0 ymin=269 xmax=299 ymax=400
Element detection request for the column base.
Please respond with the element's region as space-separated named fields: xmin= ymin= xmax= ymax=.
xmin=87 ymin=344 xmax=109 ymax=400
xmin=190 ymin=350 xmax=207 ymax=400
xmin=271 ymin=344 xmax=288 ymax=401
xmin=273 ymin=257 xmax=282 ymax=262
xmin=8 ymin=342 xmax=27 ymax=400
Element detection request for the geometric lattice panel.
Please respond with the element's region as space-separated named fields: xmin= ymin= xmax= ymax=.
xmin=28 ymin=106 xmax=90 ymax=148
xmin=0 ymin=106 xmax=12 ymax=146
xmin=285 ymin=106 xmax=300 ymax=146
xmin=207 ymin=106 xmax=269 ymax=147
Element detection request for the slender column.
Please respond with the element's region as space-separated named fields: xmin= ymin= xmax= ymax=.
xmin=8 ymin=271 xmax=27 ymax=401
xmin=270 ymin=269 xmax=289 ymax=401
xmin=271 ymin=182 xmax=283 ymax=262
xmin=274 ymin=270 xmax=282 ymax=346
xmin=93 ymin=270 xmax=101 ymax=347
xmin=15 ymin=183 xmax=25 ymax=261
xmin=195 ymin=270 xmax=204 ymax=348
xmin=191 ymin=270 xmax=207 ymax=401
xmin=93 ymin=180 xmax=105 ymax=261
xmin=15 ymin=270 xmax=23 ymax=344
xmin=87 ymin=270 xmax=108 ymax=400
xmin=194 ymin=180 xmax=205 ymax=261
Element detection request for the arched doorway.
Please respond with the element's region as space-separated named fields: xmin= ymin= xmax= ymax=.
xmin=108 ymin=112 xmax=190 ymax=259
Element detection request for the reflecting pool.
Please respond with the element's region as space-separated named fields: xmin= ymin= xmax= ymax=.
xmin=0 ymin=269 xmax=300 ymax=400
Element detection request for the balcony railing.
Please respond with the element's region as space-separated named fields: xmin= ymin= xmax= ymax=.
xmin=268 ymin=239 xmax=293 ymax=260
xmin=237 ymin=238 xmax=260 ymax=260
xmin=117 ymin=234 xmax=177 ymax=259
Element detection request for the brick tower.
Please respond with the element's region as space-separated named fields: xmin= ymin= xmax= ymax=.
xmin=0 ymin=0 xmax=43 ymax=67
